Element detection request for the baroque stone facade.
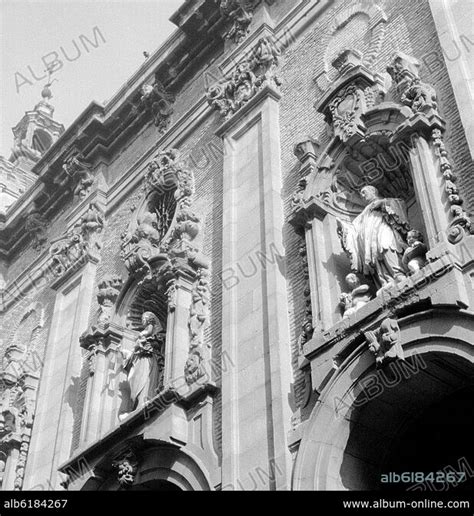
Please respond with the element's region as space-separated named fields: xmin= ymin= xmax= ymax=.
xmin=0 ymin=0 xmax=473 ymax=492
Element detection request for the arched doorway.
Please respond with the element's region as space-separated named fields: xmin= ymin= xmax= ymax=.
xmin=292 ymin=312 xmax=474 ymax=491
xmin=339 ymin=352 xmax=474 ymax=491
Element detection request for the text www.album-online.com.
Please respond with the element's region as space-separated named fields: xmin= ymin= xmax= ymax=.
xmin=342 ymin=499 xmax=470 ymax=510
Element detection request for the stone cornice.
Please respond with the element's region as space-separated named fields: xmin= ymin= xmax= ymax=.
xmin=0 ymin=0 xmax=336 ymax=264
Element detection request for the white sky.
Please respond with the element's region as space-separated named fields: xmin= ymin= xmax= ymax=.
xmin=0 ymin=0 xmax=182 ymax=157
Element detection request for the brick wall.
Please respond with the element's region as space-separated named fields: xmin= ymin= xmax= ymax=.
xmin=1 ymin=0 xmax=472 ymax=473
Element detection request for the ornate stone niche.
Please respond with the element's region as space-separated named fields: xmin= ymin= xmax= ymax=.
xmin=78 ymin=149 xmax=213 ymax=448
xmin=289 ymin=49 xmax=473 ymax=415
xmin=290 ymin=48 xmax=472 ymax=336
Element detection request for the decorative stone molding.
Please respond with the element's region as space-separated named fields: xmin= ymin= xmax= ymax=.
xmin=111 ymin=447 xmax=138 ymax=489
xmin=296 ymin=243 xmax=313 ymax=351
xmin=0 ymin=366 xmax=39 ymax=491
xmin=365 ymin=318 xmax=404 ymax=368
xmin=220 ymin=0 xmax=261 ymax=44
xmin=386 ymin=52 xmax=438 ymax=114
xmin=24 ymin=209 xmax=47 ymax=251
xmin=206 ymin=36 xmax=281 ymax=119
xmin=431 ymin=129 xmax=472 ymax=243
xmin=61 ymin=153 xmax=94 ymax=199
xmin=97 ymin=275 xmax=123 ymax=325
xmin=139 ymin=80 xmax=175 ymax=133
xmin=185 ymin=268 xmax=210 ymax=384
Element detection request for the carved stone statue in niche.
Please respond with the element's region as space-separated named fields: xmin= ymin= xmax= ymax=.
xmin=120 ymin=311 xmax=165 ymax=415
xmin=336 ymin=185 xmax=410 ymax=291
xmin=339 ymin=273 xmax=371 ymax=318
xmin=402 ymin=229 xmax=427 ymax=273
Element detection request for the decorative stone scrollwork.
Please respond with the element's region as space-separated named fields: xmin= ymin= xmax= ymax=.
xmin=139 ymin=80 xmax=175 ymax=133
xmin=365 ymin=318 xmax=404 ymax=368
xmin=206 ymin=36 xmax=281 ymax=119
xmin=97 ymin=275 xmax=123 ymax=325
xmin=49 ymin=202 xmax=104 ymax=278
xmin=111 ymin=448 xmax=138 ymax=489
xmin=220 ymin=0 xmax=261 ymax=44
xmin=120 ymin=149 xmax=201 ymax=280
xmin=430 ymin=129 xmax=472 ymax=243
xmin=62 ymin=153 xmax=94 ymax=199
xmin=185 ymin=268 xmax=210 ymax=384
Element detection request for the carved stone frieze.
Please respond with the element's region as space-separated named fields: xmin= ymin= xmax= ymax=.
xmin=206 ymin=36 xmax=281 ymax=119
xmin=365 ymin=318 xmax=404 ymax=368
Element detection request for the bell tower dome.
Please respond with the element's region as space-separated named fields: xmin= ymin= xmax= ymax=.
xmin=9 ymin=81 xmax=65 ymax=171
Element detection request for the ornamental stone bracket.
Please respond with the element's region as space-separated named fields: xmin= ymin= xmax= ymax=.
xmin=54 ymin=152 xmax=94 ymax=200
xmin=365 ymin=318 xmax=404 ymax=368
xmin=111 ymin=446 xmax=139 ymax=489
xmin=220 ymin=0 xmax=262 ymax=44
xmin=24 ymin=206 xmax=48 ymax=252
xmin=301 ymin=246 xmax=471 ymax=394
xmin=49 ymin=202 xmax=104 ymax=289
xmin=138 ymin=80 xmax=175 ymax=133
xmin=206 ymin=36 xmax=281 ymax=119
xmin=97 ymin=275 xmax=123 ymax=325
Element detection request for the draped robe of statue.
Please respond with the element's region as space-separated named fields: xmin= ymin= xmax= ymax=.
xmin=124 ymin=312 xmax=164 ymax=411
xmin=338 ymin=189 xmax=410 ymax=289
